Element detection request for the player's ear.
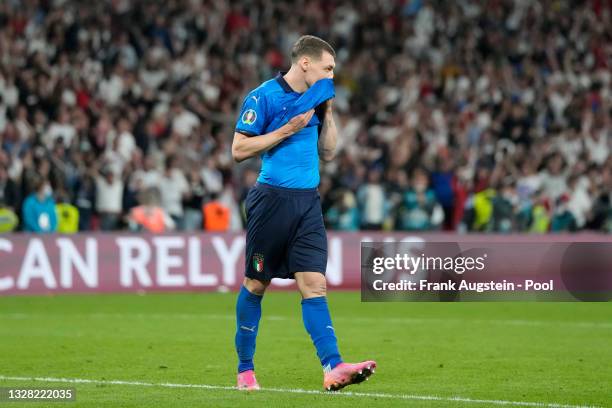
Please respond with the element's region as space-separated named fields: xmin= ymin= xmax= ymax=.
xmin=299 ymin=56 xmax=310 ymax=72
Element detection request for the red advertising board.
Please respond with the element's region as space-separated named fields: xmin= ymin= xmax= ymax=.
xmin=0 ymin=233 xmax=608 ymax=295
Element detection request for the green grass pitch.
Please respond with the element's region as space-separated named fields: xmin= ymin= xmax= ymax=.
xmin=0 ymin=292 xmax=610 ymax=407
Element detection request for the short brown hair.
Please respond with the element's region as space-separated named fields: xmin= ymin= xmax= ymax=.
xmin=290 ymin=35 xmax=335 ymax=62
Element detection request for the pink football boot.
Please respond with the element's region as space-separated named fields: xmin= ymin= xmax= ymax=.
xmin=237 ymin=370 xmax=260 ymax=390
xmin=323 ymin=360 xmax=377 ymax=391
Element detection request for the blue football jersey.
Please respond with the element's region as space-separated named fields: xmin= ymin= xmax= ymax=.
xmin=235 ymin=73 xmax=334 ymax=189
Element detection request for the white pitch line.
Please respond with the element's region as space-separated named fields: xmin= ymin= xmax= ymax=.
xmin=1 ymin=312 xmax=611 ymax=329
xmin=0 ymin=375 xmax=601 ymax=408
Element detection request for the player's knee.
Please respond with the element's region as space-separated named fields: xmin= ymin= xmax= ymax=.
xmin=306 ymin=284 xmax=326 ymax=298
xmin=243 ymin=277 xmax=269 ymax=296
xmin=298 ymin=274 xmax=327 ymax=298
xmin=308 ymin=284 xmax=326 ymax=298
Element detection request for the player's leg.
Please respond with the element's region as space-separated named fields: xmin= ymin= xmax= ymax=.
xmin=291 ymin=192 xmax=376 ymax=391
xmin=242 ymin=277 xmax=270 ymax=295
xmin=237 ymin=183 xmax=292 ymax=389
xmin=235 ymin=277 xmax=269 ymax=390
xmin=290 ymin=191 xmax=343 ymax=373
xmin=236 ymin=278 xmax=270 ymax=369
xmin=295 ymin=271 xmax=343 ymax=370
xmin=294 ymin=271 xmax=376 ymax=390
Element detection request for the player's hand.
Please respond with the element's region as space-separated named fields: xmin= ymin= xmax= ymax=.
xmin=283 ymin=109 xmax=315 ymax=136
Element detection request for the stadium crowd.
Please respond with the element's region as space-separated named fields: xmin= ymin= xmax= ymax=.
xmin=0 ymin=0 xmax=610 ymax=233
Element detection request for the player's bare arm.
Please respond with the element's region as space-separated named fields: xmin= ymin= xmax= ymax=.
xmin=318 ymin=99 xmax=337 ymax=162
xmin=231 ymin=109 xmax=315 ymax=163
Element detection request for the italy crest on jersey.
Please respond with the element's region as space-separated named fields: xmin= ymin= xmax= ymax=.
xmin=253 ymin=253 xmax=264 ymax=273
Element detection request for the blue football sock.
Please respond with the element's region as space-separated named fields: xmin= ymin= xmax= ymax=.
xmin=235 ymin=285 xmax=263 ymax=373
xmin=301 ymin=296 xmax=343 ymax=371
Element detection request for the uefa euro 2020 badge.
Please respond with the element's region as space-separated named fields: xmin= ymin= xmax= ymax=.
xmin=253 ymin=253 xmax=264 ymax=273
xmin=242 ymin=109 xmax=257 ymax=125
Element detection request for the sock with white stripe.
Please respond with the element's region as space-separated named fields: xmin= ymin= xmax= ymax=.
xmin=235 ymin=285 xmax=263 ymax=373
xmin=301 ymin=296 xmax=343 ymax=372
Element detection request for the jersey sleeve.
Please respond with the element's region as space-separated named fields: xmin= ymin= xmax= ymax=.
xmin=235 ymin=90 xmax=268 ymax=136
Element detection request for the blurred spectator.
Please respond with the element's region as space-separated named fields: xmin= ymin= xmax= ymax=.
xmin=203 ymin=193 xmax=230 ymax=232
xmin=0 ymin=165 xmax=18 ymax=211
xmin=551 ymin=194 xmax=577 ymax=232
xmin=94 ymin=167 xmax=123 ymax=231
xmin=128 ymin=187 xmax=175 ymax=233
xmin=394 ymin=167 xmax=442 ymax=231
xmin=22 ymin=178 xmax=57 ymax=233
xmin=171 ymin=103 xmax=201 ymax=138
xmin=55 ymin=190 xmax=79 ymax=234
xmin=0 ymin=199 xmax=18 ymax=232
xmin=182 ymin=167 xmax=206 ymax=231
xmin=218 ymin=178 xmax=243 ymax=231
xmin=529 ymin=195 xmax=552 ymax=234
xmin=490 ymin=181 xmax=518 ymax=233
xmin=159 ymin=155 xmax=189 ymax=229
xmin=74 ymin=174 xmax=96 ymax=231
xmin=540 ymin=154 xmax=568 ymax=202
xmin=357 ymin=168 xmax=388 ymax=230
xmin=470 ymin=188 xmax=496 ymax=232
xmin=431 ymin=159 xmax=455 ymax=230
xmin=43 ymin=108 xmax=76 ymax=149
xmin=326 ymin=190 xmax=360 ymax=231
